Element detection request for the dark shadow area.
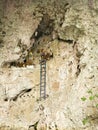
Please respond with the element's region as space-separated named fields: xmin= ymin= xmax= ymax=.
xmin=30 ymin=13 xmax=54 ymax=48
xmin=1 ymin=13 xmax=54 ymax=68
xmin=58 ymin=37 xmax=74 ymax=44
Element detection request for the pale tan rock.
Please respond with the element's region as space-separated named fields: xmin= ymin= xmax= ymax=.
xmin=0 ymin=0 xmax=98 ymax=130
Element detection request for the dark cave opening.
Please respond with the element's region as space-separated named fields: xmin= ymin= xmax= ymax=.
xmin=30 ymin=13 xmax=54 ymax=48
xmin=1 ymin=13 xmax=54 ymax=68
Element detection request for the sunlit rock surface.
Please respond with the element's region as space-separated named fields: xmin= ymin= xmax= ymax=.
xmin=0 ymin=0 xmax=98 ymax=130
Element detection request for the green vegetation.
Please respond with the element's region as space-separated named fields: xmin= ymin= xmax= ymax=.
xmin=81 ymin=97 xmax=87 ymax=101
xmin=82 ymin=117 xmax=89 ymax=125
xmin=81 ymin=89 xmax=98 ymax=125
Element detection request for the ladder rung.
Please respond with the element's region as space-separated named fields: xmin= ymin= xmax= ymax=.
xmin=40 ymin=79 xmax=46 ymax=81
xmin=41 ymin=74 xmax=46 ymax=76
xmin=40 ymin=89 xmax=45 ymax=91
xmin=41 ymin=66 xmax=46 ymax=67
xmin=40 ymin=85 xmax=46 ymax=87
xmin=40 ymin=90 xmax=45 ymax=92
xmin=41 ymin=88 xmax=45 ymax=90
xmin=41 ymin=90 xmax=45 ymax=94
xmin=41 ymin=93 xmax=45 ymax=95
xmin=41 ymin=69 xmax=46 ymax=71
xmin=41 ymin=81 xmax=46 ymax=82
xmin=40 ymin=75 xmax=46 ymax=77
xmin=40 ymin=83 xmax=45 ymax=85
xmin=41 ymin=90 xmax=45 ymax=92
xmin=40 ymin=91 xmax=45 ymax=93
xmin=40 ymin=81 xmax=46 ymax=82
xmin=40 ymin=94 xmax=45 ymax=95
xmin=40 ymin=71 xmax=46 ymax=73
xmin=40 ymin=69 xmax=46 ymax=72
xmin=40 ymin=93 xmax=45 ymax=95
xmin=41 ymin=63 xmax=46 ymax=65
xmin=40 ymin=84 xmax=46 ymax=86
xmin=40 ymin=85 xmax=45 ymax=86
xmin=40 ymin=65 xmax=46 ymax=67
xmin=40 ymin=80 xmax=46 ymax=82
xmin=40 ymin=86 xmax=46 ymax=88
xmin=41 ymin=66 xmax=46 ymax=68
xmin=41 ymin=75 xmax=46 ymax=77
xmin=41 ymin=73 xmax=46 ymax=75
xmin=40 ymin=74 xmax=46 ymax=76
xmin=40 ymin=90 xmax=45 ymax=91
xmin=41 ymin=60 xmax=46 ymax=62
xmin=41 ymin=65 xmax=46 ymax=67
xmin=40 ymin=76 xmax=46 ymax=80
xmin=40 ymin=85 xmax=45 ymax=87
xmin=41 ymin=68 xmax=46 ymax=70
xmin=40 ymin=83 xmax=46 ymax=85
xmin=40 ymin=77 xmax=45 ymax=78
xmin=40 ymin=60 xmax=46 ymax=62
xmin=40 ymin=88 xmax=45 ymax=90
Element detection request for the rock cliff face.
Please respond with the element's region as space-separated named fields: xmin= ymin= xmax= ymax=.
xmin=0 ymin=0 xmax=98 ymax=130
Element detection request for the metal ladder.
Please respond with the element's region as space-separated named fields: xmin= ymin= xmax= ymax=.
xmin=40 ymin=59 xmax=46 ymax=100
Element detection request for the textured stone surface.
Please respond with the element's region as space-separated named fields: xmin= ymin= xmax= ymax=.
xmin=0 ymin=0 xmax=98 ymax=130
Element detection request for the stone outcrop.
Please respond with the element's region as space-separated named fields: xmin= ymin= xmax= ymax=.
xmin=0 ymin=0 xmax=98 ymax=130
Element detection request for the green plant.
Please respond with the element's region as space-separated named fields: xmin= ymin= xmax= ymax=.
xmin=96 ymin=104 xmax=98 ymax=108
xmin=81 ymin=89 xmax=98 ymax=125
xmin=95 ymin=94 xmax=98 ymax=98
xmin=82 ymin=117 xmax=89 ymax=125
xmin=81 ymin=97 xmax=87 ymax=101
xmin=87 ymin=89 xmax=92 ymax=94
xmin=89 ymin=95 xmax=95 ymax=100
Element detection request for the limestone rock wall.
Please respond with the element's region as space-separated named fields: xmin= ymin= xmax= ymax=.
xmin=0 ymin=0 xmax=98 ymax=130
